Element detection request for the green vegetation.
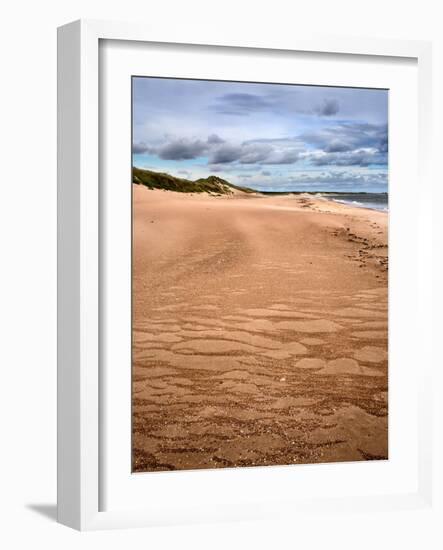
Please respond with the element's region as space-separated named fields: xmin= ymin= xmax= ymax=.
xmin=133 ymin=167 xmax=256 ymax=195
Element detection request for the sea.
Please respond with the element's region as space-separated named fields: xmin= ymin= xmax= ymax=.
xmin=319 ymin=192 xmax=388 ymax=212
xmin=259 ymin=190 xmax=389 ymax=212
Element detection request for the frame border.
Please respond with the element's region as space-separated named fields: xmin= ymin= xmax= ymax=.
xmin=57 ymin=19 xmax=433 ymax=530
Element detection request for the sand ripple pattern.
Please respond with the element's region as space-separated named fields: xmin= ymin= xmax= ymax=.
xmin=133 ymin=289 xmax=388 ymax=472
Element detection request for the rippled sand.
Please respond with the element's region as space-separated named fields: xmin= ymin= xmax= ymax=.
xmin=132 ymin=187 xmax=388 ymax=471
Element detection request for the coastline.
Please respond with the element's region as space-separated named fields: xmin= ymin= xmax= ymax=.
xmin=132 ymin=186 xmax=388 ymax=471
xmin=258 ymin=191 xmax=388 ymax=213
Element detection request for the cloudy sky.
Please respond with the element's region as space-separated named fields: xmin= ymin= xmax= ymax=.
xmin=132 ymin=77 xmax=388 ymax=193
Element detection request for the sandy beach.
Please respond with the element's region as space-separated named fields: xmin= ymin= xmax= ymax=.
xmin=132 ymin=185 xmax=388 ymax=472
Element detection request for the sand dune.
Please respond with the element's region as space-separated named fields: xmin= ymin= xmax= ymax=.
xmin=132 ymin=186 xmax=388 ymax=471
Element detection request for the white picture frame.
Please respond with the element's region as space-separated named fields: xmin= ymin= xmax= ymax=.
xmin=57 ymin=19 xmax=433 ymax=531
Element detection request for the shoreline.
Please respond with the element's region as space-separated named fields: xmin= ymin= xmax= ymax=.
xmin=256 ymin=191 xmax=388 ymax=213
xmin=315 ymin=195 xmax=388 ymax=213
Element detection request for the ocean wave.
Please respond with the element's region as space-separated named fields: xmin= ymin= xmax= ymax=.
xmin=330 ymin=198 xmax=388 ymax=212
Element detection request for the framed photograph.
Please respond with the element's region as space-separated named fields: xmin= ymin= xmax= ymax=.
xmin=57 ymin=19 xmax=433 ymax=530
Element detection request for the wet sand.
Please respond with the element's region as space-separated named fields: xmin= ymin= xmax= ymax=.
xmin=132 ymin=186 xmax=388 ymax=472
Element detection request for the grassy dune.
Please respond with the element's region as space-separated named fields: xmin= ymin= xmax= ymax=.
xmin=133 ymin=167 xmax=256 ymax=195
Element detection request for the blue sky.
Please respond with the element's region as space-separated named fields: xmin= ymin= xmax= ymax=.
xmin=132 ymin=77 xmax=388 ymax=193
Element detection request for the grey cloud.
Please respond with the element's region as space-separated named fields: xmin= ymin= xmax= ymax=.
xmin=238 ymin=144 xmax=273 ymax=164
xmin=309 ymin=149 xmax=387 ymax=167
xmin=212 ymin=93 xmax=271 ymax=115
xmin=209 ymin=143 xmax=270 ymax=164
xmin=264 ymin=150 xmax=299 ymax=165
xmin=261 ymin=170 xmax=271 ymax=176
xmin=244 ymin=137 xmax=299 ymax=145
xmin=212 ymin=90 xmax=342 ymax=118
xmin=133 ymin=142 xmax=150 ymax=154
xmin=157 ymin=138 xmax=208 ymax=160
xmin=325 ymin=140 xmax=352 ymax=153
xmin=315 ymin=99 xmax=340 ymax=116
xmin=209 ymin=142 xmax=299 ymax=166
xmin=135 ymin=119 xmax=386 ymax=170
xmin=378 ymin=134 xmax=389 ymax=153
xmin=136 ymin=134 xmax=226 ymax=161
xmin=302 ymin=122 xmax=387 ymax=150
xmin=207 ymin=133 xmax=225 ymax=144
xmin=210 ymin=144 xmax=242 ymax=163
xmin=244 ymin=127 xmax=387 ymax=167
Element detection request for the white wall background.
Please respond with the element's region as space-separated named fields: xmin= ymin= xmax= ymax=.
xmin=0 ymin=1 xmax=441 ymax=548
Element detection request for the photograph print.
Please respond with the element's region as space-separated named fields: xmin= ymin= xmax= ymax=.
xmin=131 ymin=76 xmax=388 ymax=472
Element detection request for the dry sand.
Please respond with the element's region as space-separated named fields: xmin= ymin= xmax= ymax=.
xmin=132 ymin=186 xmax=388 ymax=472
